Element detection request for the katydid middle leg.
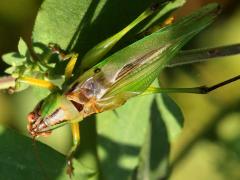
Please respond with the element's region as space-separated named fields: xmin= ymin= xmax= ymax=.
xmin=61 ymin=50 xmax=82 ymax=177
xmin=66 ymin=122 xmax=80 ymax=177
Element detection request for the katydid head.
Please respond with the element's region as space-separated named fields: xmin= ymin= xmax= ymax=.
xmin=27 ymin=92 xmax=80 ymax=137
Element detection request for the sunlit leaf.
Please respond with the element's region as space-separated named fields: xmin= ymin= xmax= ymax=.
xmin=96 ymin=95 xmax=155 ymax=179
xmin=18 ymin=37 xmax=28 ymax=57
xmin=32 ymin=0 xmax=159 ymax=56
xmin=2 ymin=53 xmax=26 ymax=67
xmin=134 ymin=94 xmax=183 ymax=180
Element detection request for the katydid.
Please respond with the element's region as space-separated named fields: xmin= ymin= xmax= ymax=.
xmin=16 ymin=2 xmax=240 ymax=176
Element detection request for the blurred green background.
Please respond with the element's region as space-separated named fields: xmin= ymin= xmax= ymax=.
xmin=0 ymin=0 xmax=240 ymax=179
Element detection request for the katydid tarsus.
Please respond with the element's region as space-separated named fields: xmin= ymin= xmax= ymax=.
xmin=10 ymin=2 xmax=240 ymax=176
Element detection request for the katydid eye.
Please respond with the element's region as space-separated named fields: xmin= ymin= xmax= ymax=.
xmin=28 ymin=100 xmax=44 ymax=123
xmin=27 ymin=112 xmax=35 ymax=123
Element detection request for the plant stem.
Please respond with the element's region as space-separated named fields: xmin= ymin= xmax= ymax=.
xmin=0 ymin=76 xmax=15 ymax=90
xmin=167 ymin=43 xmax=240 ymax=67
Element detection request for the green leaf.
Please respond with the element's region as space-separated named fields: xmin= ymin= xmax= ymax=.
xmin=96 ymin=95 xmax=155 ymax=179
xmin=74 ymin=118 xmax=100 ymax=180
xmin=134 ymin=94 xmax=183 ymax=180
xmin=0 ymin=125 xmax=97 ymax=180
xmin=4 ymin=66 xmax=16 ymax=74
xmin=18 ymin=37 xmax=28 ymax=56
xmin=32 ymin=0 xmax=105 ymax=50
xmin=2 ymin=52 xmax=26 ymax=66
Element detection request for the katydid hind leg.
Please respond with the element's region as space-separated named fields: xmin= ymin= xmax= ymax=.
xmin=143 ymin=75 xmax=240 ymax=95
xmin=140 ymin=15 xmax=175 ymax=36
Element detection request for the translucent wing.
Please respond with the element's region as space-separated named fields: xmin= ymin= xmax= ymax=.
xmin=94 ymin=3 xmax=220 ymax=97
xmin=68 ymin=4 xmax=220 ymax=101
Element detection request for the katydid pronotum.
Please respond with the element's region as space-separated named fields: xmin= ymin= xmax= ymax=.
xmin=6 ymin=2 xmax=240 ymax=176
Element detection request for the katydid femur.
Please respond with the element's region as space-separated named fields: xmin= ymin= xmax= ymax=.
xmin=7 ymin=2 xmax=240 ymax=176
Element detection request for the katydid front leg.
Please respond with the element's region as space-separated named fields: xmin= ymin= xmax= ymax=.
xmin=17 ymin=47 xmax=81 ymax=176
xmin=15 ymin=44 xmax=78 ymax=91
xmin=48 ymin=43 xmax=77 ymax=62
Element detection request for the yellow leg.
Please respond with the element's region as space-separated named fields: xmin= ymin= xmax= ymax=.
xmin=16 ymin=52 xmax=78 ymax=91
xmin=143 ymin=15 xmax=175 ymax=35
xmin=64 ymin=53 xmax=78 ymax=80
xmin=18 ymin=76 xmax=57 ymax=90
xmin=64 ymin=53 xmax=80 ymax=177
xmin=66 ymin=122 xmax=80 ymax=177
xmin=71 ymin=122 xmax=80 ymax=147
xmin=49 ymin=42 xmax=78 ymax=79
xmin=162 ymin=16 xmax=175 ymax=26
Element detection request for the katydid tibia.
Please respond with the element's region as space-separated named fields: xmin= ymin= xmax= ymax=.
xmin=17 ymin=2 xmax=240 ymax=176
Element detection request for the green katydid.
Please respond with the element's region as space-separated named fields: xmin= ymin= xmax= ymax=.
xmin=14 ymin=2 xmax=240 ymax=176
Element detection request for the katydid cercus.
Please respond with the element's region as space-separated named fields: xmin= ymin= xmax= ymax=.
xmin=16 ymin=2 xmax=240 ymax=176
